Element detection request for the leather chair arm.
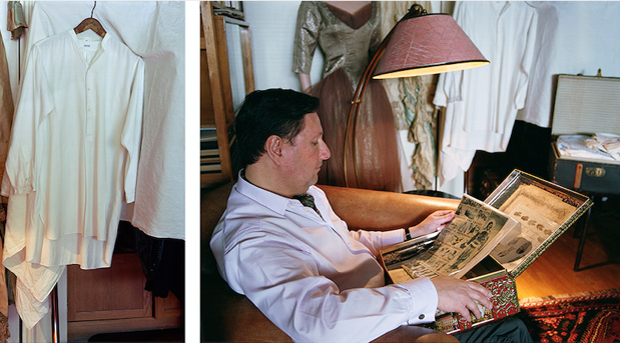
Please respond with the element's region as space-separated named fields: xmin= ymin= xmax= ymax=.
xmin=318 ymin=185 xmax=460 ymax=231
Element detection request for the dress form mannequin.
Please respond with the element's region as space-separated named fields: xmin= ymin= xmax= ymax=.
xmin=293 ymin=1 xmax=402 ymax=192
xmin=298 ymin=1 xmax=371 ymax=91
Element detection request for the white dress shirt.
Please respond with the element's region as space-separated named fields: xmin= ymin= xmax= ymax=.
xmin=1 ymin=29 xmax=144 ymax=328
xmin=23 ymin=2 xmax=186 ymax=240
xmin=210 ymin=174 xmax=438 ymax=343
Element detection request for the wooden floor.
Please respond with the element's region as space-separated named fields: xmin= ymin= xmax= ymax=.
xmin=516 ymin=195 xmax=620 ymax=300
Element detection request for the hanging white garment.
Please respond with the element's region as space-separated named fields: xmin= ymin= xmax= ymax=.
xmin=23 ymin=1 xmax=185 ymax=240
xmin=3 ymin=194 xmax=61 ymax=330
xmin=433 ymin=2 xmax=538 ymax=184
xmin=1 ymin=29 xmax=144 ymax=328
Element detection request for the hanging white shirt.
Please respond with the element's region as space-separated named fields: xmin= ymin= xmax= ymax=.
xmin=23 ymin=2 xmax=185 ymax=241
xmin=434 ymin=2 xmax=538 ymax=184
xmin=210 ymin=174 xmax=438 ymax=343
xmin=1 ymin=29 xmax=144 ymax=328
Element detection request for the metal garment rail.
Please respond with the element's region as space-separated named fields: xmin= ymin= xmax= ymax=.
xmin=51 ymin=285 xmax=60 ymax=342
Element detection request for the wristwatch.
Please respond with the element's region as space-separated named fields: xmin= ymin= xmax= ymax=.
xmin=404 ymin=227 xmax=412 ymax=240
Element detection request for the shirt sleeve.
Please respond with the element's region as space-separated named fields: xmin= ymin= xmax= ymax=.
xmin=292 ymin=1 xmax=321 ymax=74
xmin=514 ymin=5 xmax=538 ymax=110
xmin=120 ymin=57 xmax=145 ymax=203
xmin=347 ymin=228 xmax=404 ymax=257
xmin=225 ymin=231 xmax=437 ymax=343
xmin=1 ymin=45 xmax=54 ymax=196
xmin=433 ymin=2 xmax=466 ymax=106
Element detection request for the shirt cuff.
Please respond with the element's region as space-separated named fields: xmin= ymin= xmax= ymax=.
xmin=380 ymin=229 xmax=407 ymax=248
xmin=396 ymin=277 xmax=438 ymax=325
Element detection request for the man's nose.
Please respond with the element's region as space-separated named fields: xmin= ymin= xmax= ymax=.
xmin=320 ymin=141 xmax=331 ymax=160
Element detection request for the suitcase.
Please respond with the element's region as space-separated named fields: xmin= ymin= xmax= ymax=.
xmin=548 ymin=72 xmax=620 ymax=195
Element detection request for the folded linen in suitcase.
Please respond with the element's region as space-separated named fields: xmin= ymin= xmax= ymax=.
xmin=557 ymin=134 xmax=620 ymax=161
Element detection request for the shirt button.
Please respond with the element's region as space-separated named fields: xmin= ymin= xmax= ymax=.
xmin=418 ymin=314 xmax=425 ymax=320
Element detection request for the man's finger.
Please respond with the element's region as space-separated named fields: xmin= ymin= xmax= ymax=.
xmin=466 ymin=283 xmax=493 ymax=303
xmin=456 ymin=304 xmax=473 ymax=322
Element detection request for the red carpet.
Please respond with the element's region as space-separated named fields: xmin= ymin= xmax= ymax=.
xmin=518 ymin=289 xmax=620 ymax=343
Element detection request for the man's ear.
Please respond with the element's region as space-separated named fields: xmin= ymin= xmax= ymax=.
xmin=265 ymin=135 xmax=284 ymax=164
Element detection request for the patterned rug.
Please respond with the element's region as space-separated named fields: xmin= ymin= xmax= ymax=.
xmin=518 ymin=289 xmax=620 ymax=343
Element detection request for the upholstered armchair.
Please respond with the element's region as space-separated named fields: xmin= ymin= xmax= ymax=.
xmin=201 ymin=182 xmax=460 ymax=343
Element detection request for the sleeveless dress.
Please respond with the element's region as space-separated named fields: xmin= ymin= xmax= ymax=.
xmin=293 ymin=1 xmax=402 ymax=192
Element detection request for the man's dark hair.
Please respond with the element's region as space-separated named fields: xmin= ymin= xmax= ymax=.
xmin=232 ymin=88 xmax=319 ymax=169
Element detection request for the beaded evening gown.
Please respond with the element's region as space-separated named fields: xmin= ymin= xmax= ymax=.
xmin=293 ymin=1 xmax=402 ymax=192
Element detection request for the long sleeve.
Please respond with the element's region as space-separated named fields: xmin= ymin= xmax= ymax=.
xmin=513 ymin=7 xmax=538 ymax=111
xmin=292 ymin=1 xmax=321 ymax=74
xmin=222 ymin=231 xmax=437 ymax=343
xmin=1 ymin=46 xmax=55 ymax=196
xmin=120 ymin=57 xmax=145 ymax=204
xmin=348 ymin=228 xmax=404 ymax=257
xmin=433 ymin=2 xmax=466 ymax=107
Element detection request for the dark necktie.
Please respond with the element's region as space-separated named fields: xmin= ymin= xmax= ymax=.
xmin=293 ymin=194 xmax=323 ymax=220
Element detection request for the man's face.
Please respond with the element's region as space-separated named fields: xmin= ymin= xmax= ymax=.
xmin=280 ymin=112 xmax=331 ymax=194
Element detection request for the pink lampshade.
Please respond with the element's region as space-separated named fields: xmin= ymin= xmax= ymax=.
xmin=373 ymin=13 xmax=489 ymax=79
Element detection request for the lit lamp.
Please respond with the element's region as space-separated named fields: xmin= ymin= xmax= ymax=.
xmin=344 ymin=4 xmax=489 ymax=187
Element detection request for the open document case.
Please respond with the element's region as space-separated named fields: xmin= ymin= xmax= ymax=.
xmin=380 ymin=170 xmax=592 ymax=334
xmin=548 ymin=73 xmax=620 ymax=195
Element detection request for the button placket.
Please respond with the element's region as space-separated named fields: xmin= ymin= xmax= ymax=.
xmin=85 ymin=70 xmax=94 ymax=138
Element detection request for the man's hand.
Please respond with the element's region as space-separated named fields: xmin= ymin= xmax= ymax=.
xmin=409 ymin=210 xmax=455 ymax=238
xmin=430 ymin=276 xmax=493 ymax=322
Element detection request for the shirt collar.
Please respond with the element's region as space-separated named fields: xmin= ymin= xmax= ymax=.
xmin=235 ymin=170 xmax=311 ymax=216
xmin=69 ymin=28 xmax=109 ymax=52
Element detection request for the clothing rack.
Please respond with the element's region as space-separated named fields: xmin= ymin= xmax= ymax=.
xmin=51 ymin=285 xmax=60 ymax=342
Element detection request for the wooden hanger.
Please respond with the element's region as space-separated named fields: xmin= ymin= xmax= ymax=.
xmin=74 ymin=1 xmax=106 ymax=38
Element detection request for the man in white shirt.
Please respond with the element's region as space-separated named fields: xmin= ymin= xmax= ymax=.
xmin=210 ymin=89 xmax=532 ymax=343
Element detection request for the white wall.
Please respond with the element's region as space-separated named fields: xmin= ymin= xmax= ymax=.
xmin=244 ymin=1 xmax=324 ymax=92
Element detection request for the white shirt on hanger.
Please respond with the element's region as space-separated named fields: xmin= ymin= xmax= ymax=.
xmin=1 ymin=29 xmax=144 ymax=328
xmin=22 ymin=1 xmax=185 ymax=242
